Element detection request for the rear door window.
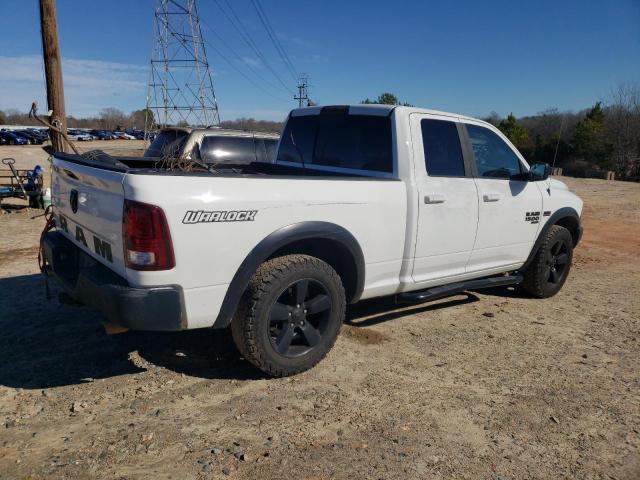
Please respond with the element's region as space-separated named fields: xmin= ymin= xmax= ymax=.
xmin=420 ymin=119 xmax=466 ymax=177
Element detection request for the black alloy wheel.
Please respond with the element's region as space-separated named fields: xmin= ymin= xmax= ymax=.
xmin=231 ymin=254 xmax=346 ymax=377
xmin=268 ymin=278 xmax=332 ymax=358
xmin=545 ymin=238 xmax=569 ymax=285
xmin=521 ymin=224 xmax=574 ymax=298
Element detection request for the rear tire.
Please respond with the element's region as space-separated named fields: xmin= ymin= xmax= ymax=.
xmin=521 ymin=225 xmax=573 ymax=298
xmin=231 ymin=254 xmax=346 ymax=377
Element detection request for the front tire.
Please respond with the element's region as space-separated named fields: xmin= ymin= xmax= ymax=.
xmin=521 ymin=225 xmax=573 ymax=298
xmin=231 ymin=254 xmax=346 ymax=377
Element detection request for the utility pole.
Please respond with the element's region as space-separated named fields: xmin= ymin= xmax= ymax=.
xmin=294 ymin=74 xmax=310 ymax=108
xmin=39 ymin=0 xmax=68 ymax=152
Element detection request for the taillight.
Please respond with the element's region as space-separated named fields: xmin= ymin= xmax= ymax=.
xmin=123 ymin=200 xmax=175 ymax=271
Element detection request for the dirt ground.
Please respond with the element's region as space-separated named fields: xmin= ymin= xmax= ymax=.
xmin=0 ymin=143 xmax=639 ymax=479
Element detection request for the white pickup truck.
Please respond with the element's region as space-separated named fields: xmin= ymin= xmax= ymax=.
xmin=43 ymin=104 xmax=583 ymax=376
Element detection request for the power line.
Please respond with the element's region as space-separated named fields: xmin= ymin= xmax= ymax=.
xmin=198 ymin=16 xmax=291 ymax=96
xmin=201 ymin=34 xmax=290 ymax=102
xmin=250 ymin=0 xmax=298 ymax=82
xmin=211 ymin=0 xmax=294 ymax=94
xmin=220 ymin=0 xmax=295 ymax=92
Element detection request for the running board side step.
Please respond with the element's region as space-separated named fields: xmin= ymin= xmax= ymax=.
xmin=395 ymin=274 xmax=523 ymax=305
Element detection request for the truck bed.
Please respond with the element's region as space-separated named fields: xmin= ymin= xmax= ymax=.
xmin=50 ymin=152 xmax=407 ymax=330
xmin=55 ymin=151 xmax=398 ymax=180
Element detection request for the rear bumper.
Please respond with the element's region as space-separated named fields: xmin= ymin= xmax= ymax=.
xmin=43 ymin=231 xmax=186 ymax=331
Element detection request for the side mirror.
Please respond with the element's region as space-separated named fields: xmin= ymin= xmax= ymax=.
xmin=529 ymin=162 xmax=552 ymax=181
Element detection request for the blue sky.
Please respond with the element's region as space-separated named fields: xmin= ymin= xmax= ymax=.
xmin=0 ymin=0 xmax=638 ymax=121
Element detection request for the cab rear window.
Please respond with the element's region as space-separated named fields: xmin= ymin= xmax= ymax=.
xmin=277 ymin=113 xmax=393 ymax=174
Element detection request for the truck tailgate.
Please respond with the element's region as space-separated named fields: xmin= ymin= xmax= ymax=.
xmin=51 ymin=157 xmax=127 ymax=278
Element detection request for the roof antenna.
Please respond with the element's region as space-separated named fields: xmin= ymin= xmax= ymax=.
xmin=289 ymin=128 xmax=306 ymax=171
xmin=551 ymin=113 xmax=566 ymax=169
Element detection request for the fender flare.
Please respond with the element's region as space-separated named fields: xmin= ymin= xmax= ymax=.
xmin=520 ymin=207 xmax=581 ymax=271
xmin=213 ymin=221 xmax=365 ymax=328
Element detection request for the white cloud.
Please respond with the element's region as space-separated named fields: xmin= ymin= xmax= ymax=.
xmin=0 ymin=55 xmax=147 ymax=117
xmin=238 ymin=56 xmax=261 ymax=67
xmin=301 ymin=54 xmax=329 ymax=64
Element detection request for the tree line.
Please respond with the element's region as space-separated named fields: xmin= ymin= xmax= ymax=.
xmin=0 ymin=107 xmax=155 ymax=131
xmin=0 ymin=106 xmax=283 ymax=134
xmin=363 ymin=85 xmax=640 ymax=180
xmin=1 ymin=84 xmax=638 ymax=179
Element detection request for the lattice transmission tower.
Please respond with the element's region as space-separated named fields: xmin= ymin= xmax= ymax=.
xmin=146 ymin=0 xmax=220 ymax=132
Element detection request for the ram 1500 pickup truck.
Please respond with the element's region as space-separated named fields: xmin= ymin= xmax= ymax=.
xmin=43 ymin=104 xmax=583 ymax=376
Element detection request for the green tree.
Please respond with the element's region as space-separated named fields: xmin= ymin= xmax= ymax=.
xmin=573 ymin=102 xmax=614 ymax=168
xmin=361 ymin=92 xmax=413 ymax=106
xmin=498 ymin=113 xmax=530 ymax=146
xmin=498 ymin=113 xmax=533 ymax=156
xmin=129 ymin=108 xmax=155 ymax=129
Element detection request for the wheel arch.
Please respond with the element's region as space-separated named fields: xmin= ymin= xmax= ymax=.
xmin=520 ymin=207 xmax=581 ymax=271
xmin=214 ymin=221 xmax=365 ymax=329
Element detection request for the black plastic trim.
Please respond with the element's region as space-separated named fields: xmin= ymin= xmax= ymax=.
xmin=456 ymin=122 xmax=477 ymax=178
xmin=53 ymin=152 xmax=130 ymax=172
xmin=397 ymin=274 xmax=523 ymax=304
xmin=43 ymin=231 xmax=186 ymax=331
xmin=519 ymin=207 xmax=581 ymax=271
xmin=214 ymin=221 xmax=365 ymax=329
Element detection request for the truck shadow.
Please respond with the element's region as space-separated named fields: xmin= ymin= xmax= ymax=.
xmin=0 ymin=274 xmax=515 ymax=389
xmin=0 ymin=274 xmax=263 ymax=390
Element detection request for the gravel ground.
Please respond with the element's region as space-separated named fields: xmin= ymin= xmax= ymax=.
xmin=0 ymin=143 xmax=638 ymax=479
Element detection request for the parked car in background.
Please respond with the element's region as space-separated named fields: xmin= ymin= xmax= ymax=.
xmin=113 ymin=131 xmax=136 ymax=140
xmin=12 ymin=130 xmax=45 ymax=145
xmin=0 ymin=131 xmax=28 ymax=145
xmin=26 ymin=128 xmax=49 ymax=142
xmin=144 ymin=127 xmax=280 ymax=164
xmin=124 ymin=128 xmax=145 ymax=140
xmin=67 ymin=130 xmax=94 ymax=141
xmin=90 ymin=130 xmax=114 ymax=140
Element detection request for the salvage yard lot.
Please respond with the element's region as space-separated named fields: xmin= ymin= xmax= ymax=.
xmin=0 ymin=143 xmax=639 ymax=479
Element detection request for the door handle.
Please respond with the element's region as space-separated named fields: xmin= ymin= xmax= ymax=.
xmin=483 ymin=193 xmax=502 ymax=202
xmin=424 ymin=194 xmax=446 ymax=204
